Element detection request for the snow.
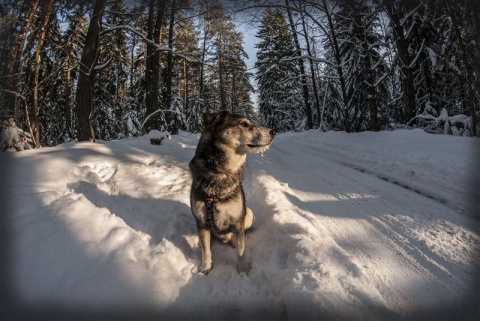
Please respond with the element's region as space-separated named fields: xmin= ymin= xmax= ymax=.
xmin=1 ymin=129 xmax=479 ymax=320
xmin=0 ymin=118 xmax=33 ymax=151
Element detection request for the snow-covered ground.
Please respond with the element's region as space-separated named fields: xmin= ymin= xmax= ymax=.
xmin=1 ymin=129 xmax=479 ymax=320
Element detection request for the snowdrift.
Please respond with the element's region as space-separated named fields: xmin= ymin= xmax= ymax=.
xmin=1 ymin=129 xmax=478 ymax=320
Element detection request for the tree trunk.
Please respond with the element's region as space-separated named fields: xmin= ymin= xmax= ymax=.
xmin=382 ymin=0 xmax=416 ymax=123
xmin=65 ymin=63 xmax=72 ymax=137
xmin=145 ymin=0 xmax=156 ymax=123
xmin=199 ymin=0 xmax=210 ymax=110
xmin=75 ymin=0 xmax=107 ymax=142
xmin=231 ymin=68 xmax=236 ymax=113
xmin=31 ymin=0 xmax=55 ymax=148
xmin=286 ymin=0 xmax=312 ymax=130
xmin=300 ymin=8 xmax=321 ymax=127
xmin=218 ymin=32 xmax=226 ymax=110
xmin=5 ymin=0 xmax=40 ymax=120
xmin=165 ymin=0 xmax=176 ymax=110
xmin=145 ymin=0 xmax=167 ymax=131
xmin=130 ymin=33 xmax=137 ymax=96
xmin=356 ymin=14 xmax=379 ymax=132
xmin=322 ymin=0 xmax=350 ymax=132
xmin=363 ymin=42 xmax=380 ymax=132
xmin=65 ymin=9 xmax=83 ymax=140
xmin=165 ymin=0 xmax=177 ymax=133
xmin=183 ymin=59 xmax=189 ymax=119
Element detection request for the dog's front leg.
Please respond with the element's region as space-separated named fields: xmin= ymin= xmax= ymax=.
xmin=198 ymin=228 xmax=213 ymax=275
xmin=234 ymin=228 xmax=251 ymax=275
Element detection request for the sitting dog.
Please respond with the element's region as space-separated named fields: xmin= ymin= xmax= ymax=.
xmin=189 ymin=111 xmax=275 ymax=275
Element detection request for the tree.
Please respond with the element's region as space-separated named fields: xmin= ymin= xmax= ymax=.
xmin=198 ymin=0 xmax=221 ymax=112
xmin=446 ymin=1 xmax=478 ymax=136
xmin=285 ymin=0 xmax=312 ymax=130
xmin=93 ymin=0 xmax=129 ymax=140
xmin=36 ymin=9 xmax=74 ymax=147
xmin=333 ymin=0 xmax=385 ymax=131
xmin=255 ymin=8 xmax=303 ymax=132
xmin=379 ymin=0 xmax=421 ymax=123
xmin=60 ymin=6 xmax=86 ymax=141
xmin=75 ymin=0 xmax=107 ymax=142
xmin=211 ymin=11 xmax=254 ymax=116
xmin=163 ymin=0 xmax=187 ymax=134
xmin=3 ymin=0 xmax=40 ymax=120
xmin=173 ymin=9 xmax=202 ymax=132
xmin=299 ymin=5 xmax=322 ymax=128
xmin=31 ymin=0 xmax=55 ymax=148
xmin=144 ymin=0 xmax=167 ymax=132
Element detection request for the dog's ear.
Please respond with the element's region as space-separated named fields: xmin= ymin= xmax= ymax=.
xmin=202 ymin=111 xmax=228 ymax=127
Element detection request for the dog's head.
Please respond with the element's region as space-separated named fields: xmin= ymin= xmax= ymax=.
xmin=202 ymin=111 xmax=275 ymax=154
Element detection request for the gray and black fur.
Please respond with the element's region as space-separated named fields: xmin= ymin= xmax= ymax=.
xmin=189 ymin=111 xmax=275 ymax=275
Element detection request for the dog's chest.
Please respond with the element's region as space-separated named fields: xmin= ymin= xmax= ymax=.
xmin=192 ymin=192 xmax=244 ymax=231
xmin=211 ymin=198 xmax=244 ymax=229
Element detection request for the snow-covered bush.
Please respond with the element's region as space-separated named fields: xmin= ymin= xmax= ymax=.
xmin=120 ymin=99 xmax=142 ymax=139
xmin=408 ymin=108 xmax=474 ymax=137
xmin=0 ymin=118 xmax=34 ymax=151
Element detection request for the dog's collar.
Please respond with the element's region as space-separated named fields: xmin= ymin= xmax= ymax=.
xmin=205 ymin=198 xmax=219 ymax=230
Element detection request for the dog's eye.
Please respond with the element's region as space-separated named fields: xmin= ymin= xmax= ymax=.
xmin=241 ymin=122 xmax=250 ymax=128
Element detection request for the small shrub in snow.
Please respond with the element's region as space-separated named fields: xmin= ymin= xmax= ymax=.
xmin=0 ymin=118 xmax=33 ymax=151
xmin=408 ymin=108 xmax=474 ymax=137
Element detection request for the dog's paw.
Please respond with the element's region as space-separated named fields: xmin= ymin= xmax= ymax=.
xmin=198 ymin=263 xmax=213 ymax=275
xmin=236 ymin=259 xmax=252 ymax=276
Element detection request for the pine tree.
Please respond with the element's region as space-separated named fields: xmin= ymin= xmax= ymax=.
xmin=299 ymin=4 xmax=322 ymax=128
xmin=445 ymin=0 xmax=479 ymax=136
xmin=143 ymin=0 xmax=167 ymax=132
xmin=38 ymin=12 xmax=70 ymax=146
xmin=332 ymin=0 xmax=387 ymax=131
xmin=59 ymin=6 xmax=87 ymax=142
xmin=75 ymin=0 xmax=107 ymax=142
xmin=380 ymin=0 xmax=424 ymax=123
xmin=93 ymin=1 xmax=129 ymax=140
xmin=285 ymin=0 xmax=312 ymax=130
xmin=174 ymin=10 xmax=201 ymax=132
xmin=255 ymin=9 xmax=303 ymax=132
xmin=211 ymin=12 xmax=254 ymax=117
xmin=2 ymin=0 xmax=40 ymax=121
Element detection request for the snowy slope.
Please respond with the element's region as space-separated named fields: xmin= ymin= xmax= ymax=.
xmin=1 ymin=129 xmax=479 ymax=321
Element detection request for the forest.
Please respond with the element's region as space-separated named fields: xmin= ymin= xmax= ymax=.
xmin=0 ymin=0 xmax=479 ymax=150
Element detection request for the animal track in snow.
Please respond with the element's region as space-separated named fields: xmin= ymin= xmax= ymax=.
xmin=72 ymin=162 xmax=119 ymax=195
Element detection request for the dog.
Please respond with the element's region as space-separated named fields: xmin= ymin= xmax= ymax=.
xmin=189 ymin=111 xmax=275 ymax=275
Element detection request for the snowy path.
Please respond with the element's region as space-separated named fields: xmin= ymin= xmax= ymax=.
xmin=1 ymin=130 xmax=479 ymax=320
xmin=246 ymin=135 xmax=479 ymax=320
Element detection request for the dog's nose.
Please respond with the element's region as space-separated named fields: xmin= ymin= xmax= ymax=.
xmin=270 ymin=129 xmax=276 ymax=137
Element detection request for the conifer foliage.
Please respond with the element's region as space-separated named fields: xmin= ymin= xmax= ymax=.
xmin=0 ymin=0 xmax=479 ymax=151
xmin=255 ymin=9 xmax=303 ymax=132
xmin=0 ymin=0 xmax=255 ymax=148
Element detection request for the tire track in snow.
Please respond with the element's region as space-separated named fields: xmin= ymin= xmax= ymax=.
xmin=269 ymin=141 xmax=480 ymax=283
xmin=276 ymin=140 xmax=474 ymax=217
xmin=247 ymin=141 xmax=478 ymax=318
xmin=244 ymin=153 xmax=398 ymax=319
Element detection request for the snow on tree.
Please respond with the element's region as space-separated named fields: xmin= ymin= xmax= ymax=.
xmin=329 ymin=0 xmax=388 ymax=132
xmin=408 ymin=108 xmax=473 ymax=136
xmin=0 ymin=118 xmax=33 ymax=151
xmin=255 ymin=8 xmax=304 ymax=132
xmin=2 ymin=0 xmax=479 ymax=149
xmin=120 ymin=97 xmax=142 ymax=139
